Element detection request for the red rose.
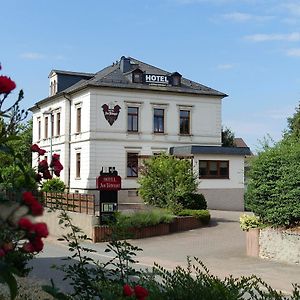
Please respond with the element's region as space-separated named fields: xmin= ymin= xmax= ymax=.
xmin=31 ymin=144 xmax=40 ymax=152
xmin=0 ymin=75 xmax=16 ymax=94
xmin=52 ymin=153 xmax=60 ymax=160
xmin=22 ymin=242 xmax=35 ymax=253
xmin=38 ymin=148 xmax=46 ymax=155
xmin=33 ymin=222 xmax=49 ymax=238
xmin=42 ymin=169 xmax=52 ymax=180
xmin=31 ymin=237 xmax=44 ymax=252
xmin=31 ymin=202 xmax=43 ymax=216
xmin=0 ymin=249 xmax=6 ymax=257
xmin=18 ymin=217 xmax=33 ymax=231
xmin=38 ymin=160 xmax=48 ymax=173
xmin=123 ymin=284 xmax=134 ymax=297
xmin=53 ymin=160 xmax=63 ymax=176
xmin=22 ymin=191 xmax=36 ymax=206
xmin=134 ymin=285 xmax=149 ymax=300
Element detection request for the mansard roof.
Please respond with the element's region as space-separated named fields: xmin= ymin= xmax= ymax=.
xmin=32 ymin=56 xmax=227 ymax=109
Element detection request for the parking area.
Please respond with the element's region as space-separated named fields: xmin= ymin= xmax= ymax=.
xmin=30 ymin=210 xmax=300 ymax=294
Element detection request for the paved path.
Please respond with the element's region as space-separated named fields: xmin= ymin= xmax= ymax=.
xmin=30 ymin=210 xmax=300 ymax=294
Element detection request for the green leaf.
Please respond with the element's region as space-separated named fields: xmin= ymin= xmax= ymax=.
xmin=0 ymin=262 xmax=18 ymax=300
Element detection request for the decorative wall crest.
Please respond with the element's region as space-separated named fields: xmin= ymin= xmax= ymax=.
xmin=101 ymin=103 xmax=121 ymax=126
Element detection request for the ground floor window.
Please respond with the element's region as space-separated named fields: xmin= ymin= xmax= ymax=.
xmin=76 ymin=153 xmax=81 ymax=178
xmin=127 ymin=152 xmax=138 ymax=177
xmin=199 ymin=160 xmax=229 ymax=179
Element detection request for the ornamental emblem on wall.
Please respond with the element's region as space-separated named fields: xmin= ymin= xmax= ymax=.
xmin=101 ymin=103 xmax=121 ymax=126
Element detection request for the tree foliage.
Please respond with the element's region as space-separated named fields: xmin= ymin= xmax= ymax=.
xmin=287 ymin=102 xmax=300 ymax=138
xmin=221 ymin=126 xmax=236 ymax=147
xmin=138 ymin=154 xmax=197 ymax=210
xmin=41 ymin=178 xmax=66 ymax=193
xmin=245 ymin=137 xmax=300 ymax=227
xmin=0 ymin=119 xmax=34 ymax=191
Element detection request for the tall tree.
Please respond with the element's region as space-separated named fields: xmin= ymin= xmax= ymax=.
xmin=221 ymin=126 xmax=236 ymax=147
xmin=287 ymin=102 xmax=300 ymax=138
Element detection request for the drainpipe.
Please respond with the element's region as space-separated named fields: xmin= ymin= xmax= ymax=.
xmin=63 ymin=92 xmax=72 ymax=191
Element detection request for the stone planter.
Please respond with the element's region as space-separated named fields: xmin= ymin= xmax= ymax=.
xmin=93 ymin=216 xmax=207 ymax=242
xmin=246 ymin=228 xmax=260 ymax=257
xmin=128 ymin=223 xmax=170 ymax=239
xmin=169 ymin=216 xmax=203 ymax=233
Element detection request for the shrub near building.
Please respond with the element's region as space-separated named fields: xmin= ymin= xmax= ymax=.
xmin=138 ymin=154 xmax=198 ymax=210
xmin=245 ymin=137 xmax=300 ymax=227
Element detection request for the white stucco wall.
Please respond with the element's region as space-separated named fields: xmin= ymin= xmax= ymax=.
xmin=193 ymin=154 xmax=245 ymax=189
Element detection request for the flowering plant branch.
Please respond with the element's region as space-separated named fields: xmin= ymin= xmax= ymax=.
xmin=0 ymin=63 xmax=50 ymax=299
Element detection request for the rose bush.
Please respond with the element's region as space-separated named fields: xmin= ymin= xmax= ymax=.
xmin=0 ymin=64 xmax=52 ymax=299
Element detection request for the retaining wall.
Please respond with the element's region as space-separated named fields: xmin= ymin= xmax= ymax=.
xmin=259 ymin=228 xmax=300 ymax=264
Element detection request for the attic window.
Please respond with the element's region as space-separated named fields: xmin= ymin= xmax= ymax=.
xmin=170 ymin=72 xmax=182 ymax=87
xmin=132 ymin=69 xmax=143 ymax=84
xmin=172 ymin=76 xmax=180 ymax=86
xmin=133 ymin=73 xmax=142 ymax=83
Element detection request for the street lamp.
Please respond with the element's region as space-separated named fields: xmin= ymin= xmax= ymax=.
xmin=43 ymin=109 xmax=53 ymax=173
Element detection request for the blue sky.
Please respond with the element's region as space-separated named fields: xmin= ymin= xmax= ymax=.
xmin=2 ymin=0 xmax=300 ymax=151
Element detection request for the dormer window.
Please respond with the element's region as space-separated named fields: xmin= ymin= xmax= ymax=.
xmin=132 ymin=69 xmax=143 ymax=84
xmin=170 ymin=72 xmax=182 ymax=87
xmin=50 ymin=80 xmax=57 ymax=96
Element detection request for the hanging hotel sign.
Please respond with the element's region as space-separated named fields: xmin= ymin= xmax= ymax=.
xmin=101 ymin=103 xmax=121 ymax=126
xmin=144 ymin=74 xmax=169 ymax=85
xmin=96 ymin=175 xmax=122 ymax=191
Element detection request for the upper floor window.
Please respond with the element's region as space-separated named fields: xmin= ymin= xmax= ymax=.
xmin=127 ymin=152 xmax=139 ymax=177
xmin=56 ymin=112 xmax=61 ymax=136
xmin=44 ymin=117 xmax=49 ymax=139
xmin=153 ymin=108 xmax=164 ymax=133
xmin=179 ymin=110 xmax=190 ymax=135
xmin=76 ymin=107 xmax=81 ymax=133
xmin=199 ymin=160 xmax=229 ymax=179
xmin=127 ymin=107 xmax=138 ymax=132
xmin=37 ymin=117 xmax=41 ymax=140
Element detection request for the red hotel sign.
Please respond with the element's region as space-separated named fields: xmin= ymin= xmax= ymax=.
xmin=96 ymin=175 xmax=121 ymax=191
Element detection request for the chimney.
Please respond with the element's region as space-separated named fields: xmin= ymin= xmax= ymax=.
xmin=120 ymin=56 xmax=131 ymax=73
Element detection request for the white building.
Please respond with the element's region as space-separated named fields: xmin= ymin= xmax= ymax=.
xmin=30 ymin=56 xmax=250 ymax=211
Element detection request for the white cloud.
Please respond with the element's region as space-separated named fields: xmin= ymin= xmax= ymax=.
xmin=286 ymin=48 xmax=300 ymax=57
xmin=20 ymin=52 xmax=46 ymax=60
xmin=222 ymin=12 xmax=274 ymax=22
xmin=217 ymin=63 xmax=234 ymax=70
xmin=245 ymin=32 xmax=300 ymax=42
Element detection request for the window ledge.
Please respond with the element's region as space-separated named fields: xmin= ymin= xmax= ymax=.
xmin=153 ymin=132 xmax=167 ymax=135
xmin=75 ymin=177 xmax=81 ymax=180
xmin=179 ymin=134 xmax=192 ymax=137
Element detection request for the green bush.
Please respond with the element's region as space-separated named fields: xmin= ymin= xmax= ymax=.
xmin=138 ymin=154 xmax=197 ymax=209
xmin=177 ymin=193 xmax=207 ymax=210
xmin=239 ymin=214 xmax=262 ymax=231
xmin=41 ymin=178 xmax=65 ymax=193
xmin=139 ymin=257 xmax=300 ymax=300
xmin=177 ymin=209 xmax=210 ymax=224
xmin=116 ymin=209 xmax=175 ymax=228
xmin=245 ymin=137 xmax=300 ymax=227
